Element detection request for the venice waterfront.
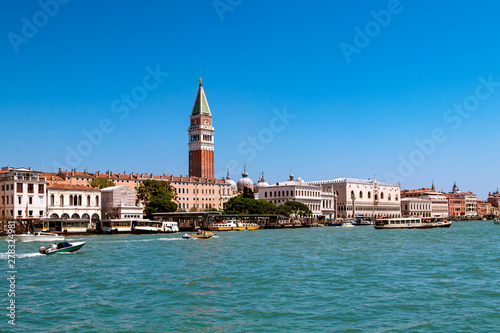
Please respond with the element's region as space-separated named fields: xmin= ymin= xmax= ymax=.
xmin=2 ymin=221 xmax=499 ymax=332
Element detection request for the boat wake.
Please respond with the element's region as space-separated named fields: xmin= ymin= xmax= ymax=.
xmin=0 ymin=252 xmax=44 ymax=259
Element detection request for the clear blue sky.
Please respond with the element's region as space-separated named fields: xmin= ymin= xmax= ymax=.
xmin=1 ymin=0 xmax=499 ymax=199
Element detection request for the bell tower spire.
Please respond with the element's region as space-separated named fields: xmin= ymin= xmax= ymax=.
xmin=188 ymin=78 xmax=215 ymax=179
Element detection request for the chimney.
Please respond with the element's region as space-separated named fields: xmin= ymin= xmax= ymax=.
xmin=96 ymin=171 xmax=100 ymax=176
xmin=84 ymin=169 xmax=87 ymax=173
xmin=123 ymin=171 xmax=126 ymax=175
xmin=71 ymin=169 xmax=75 ymax=176
xmin=58 ymin=168 xmax=62 ymax=173
xmin=29 ymin=167 xmax=32 ymax=171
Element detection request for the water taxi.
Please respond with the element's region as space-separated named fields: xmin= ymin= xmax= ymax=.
xmin=15 ymin=232 xmax=65 ymax=242
xmin=374 ymin=217 xmax=453 ymax=229
xmin=182 ymin=231 xmax=215 ymax=239
xmin=159 ymin=221 xmax=179 ymax=233
xmin=208 ymin=220 xmax=260 ymax=231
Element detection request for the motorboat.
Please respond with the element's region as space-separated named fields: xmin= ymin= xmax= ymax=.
xmin=15 ymin=232 xmax=65 ymax=242
xmin=494 ymin=220 xmax=500 ymax=225
xmin=342 ymin=221 xmax=354 ymax=228
xmin=39 ymin=241 xmax=86 ymax=255
xmin=209 ymin=220 xmax=260 ymax=231
xmin=374 ymin=217 xmax=453 ymax=229
xmin=182 ymin=231 xmax=215 ymax=239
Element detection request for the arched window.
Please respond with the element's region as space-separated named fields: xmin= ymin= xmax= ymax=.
xmin=359 ymin=191 xmax=363 ymax=199
xmin=381 ymin=192 xmax=384 ymax=200
xmin=368 ymin=191 xmax=371 ymax=199
xmin=375 ymin=194 xmax=378 ymax=201
xmin=388 ymin=194 xmax=392 ymax=201
xmin=60 ymin=195 xmax=64 ymax=206
xmin=71 ymin=213 xmax=80 ymax=219
xmin=95 ymin=195 xmax=99 ymax=206
xmin=61 ymin=213 xmax=70 ymax=219
xmin=82 ymin=213 xmax=90 ymax=220
xmin=69 ymin=195 xmax=73 ymax=206
xmin=50 ymin=213 xmax=59 ymax=219
xmin=87 ymin=195 xmax=91 ymax=206
xmin=395 ymin=195 xmax=399 ymax=201
xmin=78 ymin=195 xmax=82 ymax=206
xmin=50 ymin=194 xmax=55 ymax=206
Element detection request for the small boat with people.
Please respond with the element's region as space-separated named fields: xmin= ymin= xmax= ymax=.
xmin=15 ymin=231 xmax=65 ymax=242
xmin=342 ymin=221 xmax=354 ymax=228
xmin=208 ymin=220 xmax=260 ymax=231
xmin=374 ymin=217 xmax=453 ymax=229
xmin=39 ymin=241 xmax=86 ymax=255
xmin=182 ymin=230 xmax=215 ymax=239
xmin=494 ymin=219 xmax=500 ymax=225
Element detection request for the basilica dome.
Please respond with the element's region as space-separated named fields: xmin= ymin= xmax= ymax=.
xmin=224 ymin=170 xmax=237 ymax=192
xmin=254 ymin=172 xmax=269 ymax=191
xmin=237 ymin=166 xmax=254 ymax=192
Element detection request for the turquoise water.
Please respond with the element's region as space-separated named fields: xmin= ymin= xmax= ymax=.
xmin=2 ymin=221 xmax=499 ymax=332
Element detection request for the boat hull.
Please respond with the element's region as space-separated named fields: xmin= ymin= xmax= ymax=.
xmin=45 ymin=242 xmax=86 ymax=255
xmin=15 ymin=233 xmax=65 ymax=242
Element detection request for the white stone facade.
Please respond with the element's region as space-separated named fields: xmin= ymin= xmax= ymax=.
xmin=0 ymin=167 xmax=47 ymax=220
xmin=101 ymin=186 xmax=143 ymax=219
xmin=46 ymin=184 xmax=101 ymax=222
xmin=401 ymin=198 xmax=432 ymax=217
xmin=309 ymin=178 xmax=401 ymax=219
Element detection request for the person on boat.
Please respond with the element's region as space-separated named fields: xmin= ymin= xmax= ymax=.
xmin=197 ymin=229 xmax=202 ymax=235
xmin=50 ymin=243 xmax=57 ymax=251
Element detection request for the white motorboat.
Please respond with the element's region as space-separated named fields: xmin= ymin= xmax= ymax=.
xmin=14 ymin=232 xmax=65 ymax=242
xmin=342 ymin=221 xmax=354 ymax=228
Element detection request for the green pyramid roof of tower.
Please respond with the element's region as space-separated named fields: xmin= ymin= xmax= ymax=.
xmin=191 ymin=79 xmax=211 ymax=116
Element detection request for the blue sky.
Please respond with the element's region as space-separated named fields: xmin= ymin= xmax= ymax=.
xmin=1 ymin=0 xmax=499 ymax=199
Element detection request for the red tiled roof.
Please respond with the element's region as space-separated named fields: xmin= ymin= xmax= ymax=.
xmin=47 ymin=184 xmax=99 ymax=191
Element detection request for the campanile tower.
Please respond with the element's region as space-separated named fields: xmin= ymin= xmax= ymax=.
xmin=188 ymin=79 xmax=215 ymax=179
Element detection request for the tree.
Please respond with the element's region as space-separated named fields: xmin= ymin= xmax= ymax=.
xmin=188 ymin=206 xmax=198 ymax=212
xmin=283 ymin=201 xmax=312 ymax=218
xmin=90 ymin=178 xmax=115 ymax=189
xmin=136 ymin=180 xmax=177 ymax=219
xmin=242 ymin=187 xmax=254 ymax=199
xmin=204 ymin=207 xmax=219 ymax=212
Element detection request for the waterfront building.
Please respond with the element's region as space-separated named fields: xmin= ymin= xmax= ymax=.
xmin=477 ymin=200 xmax=499 ymax=217
xmin=310 ymin=178 xmax=401 ymax=219
xmin=400 ymin=197 xmax=432 ymax=217
xmin=0 ymin=167 xmax=47 ymax=220
xmin=401 ymin=186 xmax=448 ymax=218
xmin=46 ymin=184 xmax=101 ymax=222
xmin=188 ymin=79 xmax=215 ymax=179
xmin=258 ymin=172 xmax=326 ymax=218
xmin=487 ymin=189 xmax=500 ymax=208
xmin=101 ymin=186 xmax=143 ymax=219
xmin=253 ymin=172 xmax=269 ymax=199
xmin=445 ymin=182 xmax=477 ymax=217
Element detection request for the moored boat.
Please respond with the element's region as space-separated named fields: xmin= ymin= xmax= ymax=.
xmin=209 ymin=220 xmax=259 ymax=231
xmin=131 ymin=219 xmax=162 ymax=233
xmin=375 ymin=217 xmax=453 ymax=229
xmin=494 ymin=220 xmax=500 ymax=225
xmin=99 ymin=219 xmax=133 ymax=233
xmin=15 ymin=232 xmax=65 ymax=242
xmin=39 ymin=241 xmax=86 ymax=255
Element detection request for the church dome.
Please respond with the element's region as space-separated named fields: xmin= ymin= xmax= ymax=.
xmin=237 ymin=165 xmax=254 ymax=192
xmin=254 ymin=172 xmax=269 ymax=191
xmin=224 ymin=170 xmax=237 ymax=191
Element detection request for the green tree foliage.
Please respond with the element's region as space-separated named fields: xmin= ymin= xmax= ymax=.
xmin=282 ymin=201 xmax=312 ymax=218
xmin=136 ymin=180 xmax=177 ymax=218
xmin=242 ymin=187 xmax=254 ymax=199
xmin=224 ymin=195 xmax=296 ymax=216
xmin=90 ymin=178 xmax=115 ymax=189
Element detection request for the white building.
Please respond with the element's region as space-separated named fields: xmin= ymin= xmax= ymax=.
xmin=401 ymin=197 xmax=432 ymax=217
xmin=309 ymin=178 xmax=401 ymax=219
xmin=257 ymin=172 xmax=333 ymax=218
xmin=0 ymin=167 xmax=47 ymax=220
xmin=401 ymin=188 xmax=449 ymax=218
xmin=101 ymin=186 xmax=143 ymax=219
xmin=46 ymin=184 xmax=101 ymax=222
xmin=463 ymin=192 xmax=478 ymax=217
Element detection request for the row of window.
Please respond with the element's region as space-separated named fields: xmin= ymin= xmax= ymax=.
xmin=351 ymin=190 xmax=399 ymax=201
xmin=2 ymin=196 xmax=44 ymax=205
xmin=1 ymin=183 xmax=44 ymax=194
xmin=1 ymin=210 xmax=43 ymax=218
xmin=49 ymin=194 xmax=99 ymax=207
